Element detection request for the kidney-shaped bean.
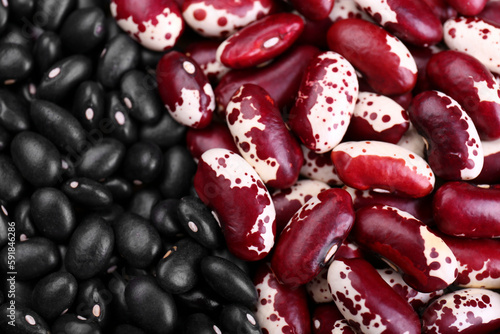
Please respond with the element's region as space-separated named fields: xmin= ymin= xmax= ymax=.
xmin=194 ymin=148 xmax=276 ymax=261
xmin=327 ymin=18 xmax=417 ymax=95
xmin=445 ymin=0 xmax=488 ymax=16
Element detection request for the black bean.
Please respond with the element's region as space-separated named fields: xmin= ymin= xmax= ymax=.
xmin=113 ymin=212 xmax=162 ymax=269
xmin=97 ymin=33 xmax=140 ymax=88
xmin=184 ymin=313 xmax=223 ymax=334
xmin=0 ymin=123 xmax=10 ymax=151
xmin=151 ymin=199 xmax=184 ymax=239
xmin=108 ymin=275 xmax=128 ymax=323
xmin=75 ymin=138 xmax=125 ymax=180
xmin=211 ymin=248 xmax=251 ymax=276
xmin=72 ymin=80 xmax=105 ymax=130
xmin=14 ymin=198 xmax=37 ymax=240
xmin=60 ymin=6 xmax=106 ymax=54
xmin=11 ymin=131 xmax=62 ymax=187
xmin=60 ymin=155 xmax=76 ymax=179
xmin=65 ymin=215 xmax=114 ymax=280
xmin=0 ymin=23 xmax=33 ymax=49
xmin=3 ymin=279 xmax=35 ymax=308
xmin=8 ymin=0 xmax=35 ymax=23
xmin=0 ymin=88 xmax=30 ymax=132
xmin=129 ymin=188 xmax=161 ymax=220
xmin=104 ymin=16 xmax=120 ymax=42
xmin=74 ymin=278 xmax=111 ymax=326
xmin=0 ymin=43 xmax=33 ymax=85
xmin=15 ymin=80 xmax=37 ymax=104
xmin=125 ymin=276 xmax=177 ymax=334
xmin=0 ymin=291 xmax=3 ymax=305
xmin=0 ymin=1 xmax=7 ymax=34
xmin=61 ymin=177 xmax=113 ymax=208
xmin=140 ymin=48 xmax=166 ymax=70
xmin=33 ymin=31 xmax=63 ymax=76
xmin=36 ymin=55 xmax=93 ymax=104
xmin=201 ymin=256 xmax=258 ymax=308
xmin=102 ymin=177 xmax=132 ymax=203
xmin=219 ymin=304 xmax=262 ymax=334
xmin=178 ymin=196 xmax=223 ymax=250
xmin=122 ymin=141 xmax=163 ymax=184
xmin=156 ymin=238 xmax=207 ymax=294
xmin=92 ymin=204 xmax=124 ymax=223
xmin=77 ymin=0 xmax=105 ymax=9
xmin=139 ymin=112 xmax=186 ymax=148
xmin=32 ymin=271 xmax=78 ymax=321
xmin=51 ymin=313 xmax=102 ymax=334
xmin=34 ymin=0 xmax=76 ymax=31
xmin=0 ymin=303 xmax=50 ymax=334
xmin=30 ymin=187 xmax=76 ymax=243
xmin=175 ymin=285 xmax=222 ymax=316
xmin=0 ymin=236 xmax=60 ymax=280
xmin=113 ymin=324 xmax=146 ymax=334
xmin=120 ymin=70 xmax=162 ymax=124
xmin=159 ymin=145 xmax=197 ymax=199
xmin=105 ymin=91 xmax=138 ymax=144
xmin=0 ymin=154 xmax=25 ymax=203
xmin=0 ymin=204 xmax=7 ymax=249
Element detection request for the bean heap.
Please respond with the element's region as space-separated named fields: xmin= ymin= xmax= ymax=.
xmin=0 ymin=0 xmax=500 ymax=333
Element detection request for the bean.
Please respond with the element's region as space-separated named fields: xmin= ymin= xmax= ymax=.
xmin=150 ymin=199 xmax=184 ymax=238
xmin=0 ymin=0 xmax=8 ymax=34
xmin=121 ymin=141 xmax=163 ymax=184
xmin=219 ymin=304 xmax=262 ymax=334
xmin=186 ymin=121 xmax=238 ymax=162
xmin=0 ymin=43 xmax=33 ymax=85
xmin=0 ymin=204 xmax=6 ymax=249
xmin=175 ymin=285 xmax=222 ymax=316
xmin=445 ymin=0 xmax=488 ymax=15
xmin=8 ymin=0 xmax=35 ymax=23
xmin=61 ymin=177 xmax=113 ymax=208
xmin=105 ymin=91 xmax=138 ymax=145
xmin=72 ymin=81 xmax=105 ymax=130
xmin=0 ymin=304 xmax=49 ymax=334
xmin=32 ymin=271 xmax=78 ymax=321
xmin=159 ymin=145 xmax=197 ymax=199
xmin=0 ymin=154 xmax=25 ymax=203
xmin=299 ymin=145 xmax=343 ymax=186
xmin=0 ymin=88 xmax=30 ymax=132
xmin=32 ymin=31 xmax=63 ymax=76
xmin=76 ymin=138 xmax=126 ymax=180
xmin=34 ymin=0 xmax=76 ymax=31
xmin=128 ymin=188 xmax=161 ymax=220
xmin=74 ymin=278 xmax=111 ymax=326
xmin=184 ymin=313 xmax=222 ymax=334
xmin=185 ymin=40 xmax=230 ymax=83
xmin=51 ymin=313 xmax=102 ymax=334
xmin=475 ymin=137 xmax=500 ymax=184
xmin=102 ymin=177 xmax=132 ymax=203
xmin=0 ymin=124 xmax=10 ymax=151
xmin=312 ymin=303 xmax=344 ymax=334
xmin=14 ymin=198 xmax=36 ymax=240
xmin=113 ymin=324 xmax=145 ymax=334
xmin=290 ymin=0 xmax=333 ymax=21
xmin=139 ymin=111 xmax=186 ymax=148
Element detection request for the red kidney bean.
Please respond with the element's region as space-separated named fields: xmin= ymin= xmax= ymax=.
xmin=444 ymin=0 xmax=488 ymax=15
xmin=288 ymin=0 xmax=333 ymax=21
xmin=0 ymin=43 xmax=33 ymax=85
xmin=475 ymin=138 xmax=500 ymax=184
xmin=478 ymin=1 xmax=500 ymax=28
xmin=157 ymin=51 xmax=215 ymax=129
xmin=426 ymin=50 xmax=500 ymax=140
xmin=122 ymin=141 xmax=163 ymax=184
xmin=328 ymin=257 xmax=421 ymax=334
xmin=444 ymin=17 xmax=500 ymax=75
xmin=377 ymin=268 xmax=444 ymax=311
xmin=0 ymin=88 xmax=30 ymax=133
xmin=32 ymin=271 xmax=78 ymax=321
xmin=186 ymin=121 xmax=238 ymax=162
xmin=408 ymin=44 xmax=441 ymax=94
xmin=194 ymin=148 xmax=276 ymax=261
xmin=345 ymin=91 xmax=409 ymax=144
xmin=288 ymin=51 xmax=359 ymax=153
xmin=0 ymin=304 xmax=49 ymax=333
xmin=327 ymin=18 xmax=417 ymax=95
xmin=331 ymin=140 xmax=435 ymax=198
xmin=110 ymin=0 xmax=184 ymax=52
xmin=159 ymin=145 xmax=197 ymax=198
xmin=272 ymin=179 xmax=329 ymax=234
xmin=0 ymin=154 xmax=25 ymax=203
xmin=353 ymin=205 xmax=458 ymax=292
xmin=254 ymin=263 xmax=311 ymax=334
xmin=422 ymin=288 xmax=500 ymax=334
xmin=226 ymin=84 xmax=303 ymax=189
xmin=216 ymin=13 xmax=304 ymax=69
xmin=433 ymin=182 xmax=500 ymax=238
xmin=271 ymin=188 xmax=355 ymax=288
xmin=410 ymin=90 xmax=484 ymax=180
xmin=185 ymin=40 xmax=230 ymax=83
xmin=215 ymin=44 xmax=320 ymax=114
xmin=181 ymin=0 xmax=277 ymax=38
xmin=312 ymin=303 xmax=344 ymax=334
xmin=331 ymin=320 xmax=357 ymax=334
xmin=300 ymin=145 xmax=343 ymax=186
xmin=295 ymin=13 xmax=332 ymax=49
xmin=354 ymin=0 xmax=443 ymax=46
xmin=421 ymin=0 xmax=457 ymax=23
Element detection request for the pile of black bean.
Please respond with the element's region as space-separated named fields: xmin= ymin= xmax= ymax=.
xmin=0 ymin=1 xmax=262 ymax=333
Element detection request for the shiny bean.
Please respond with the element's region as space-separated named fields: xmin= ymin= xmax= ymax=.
xmin=445 ymin=0 xmax=488 ymax=15
xmin=184 ymin=313 xmax=222 ymax=334
xmin=14 ymin=198 xmax=36 ymax=240
xmin=159 ymin=145 xmax=197 ymax=199
xmin=105 ymin=91 xmax=138 ymax=144
xmin=0 ymin=205 xmax=7 ymax=249
xmin=311 ymin=303 xmax=344 ymax=334
xmin=475 ymin=137 xmax=500 ymax=183
xmin=33 ymin=31 xmax=63 ymax=76
xmin=0 ymin=1 xmax=8 ymax=34
xmin=61 ymin=177 xmax=113 ymax=208
xmin=0 ymin=43 xmax=33 ymax=85
xmin=34 ymin=0 xmax=76 ymax=31
xmin=60 ymin=6 xmax=107 ymax=54
xmin=0 ymin=89 xmax=30 ymax=132
xmin=300 ymin=145 xmax=343 ymax=186
xmin=32 ymin=271 xmax=78 ymax=321
xmin=122 ymin=141 xmax=163 ymax=184
xmin=186 ymin=121 xmax=238 ymax=162
xmin=139 ymin=111 xmax=186 ymax=148
xmin=150 ymin=199 xmax=184 ymax=239
xmin=72 ymin=81 xmax=105 ymax=130
xmin=102 ymin=177 xmax=132 ymax=203
xmin=219 ymin=304 xmax=262 ymax=334
xmin=129 ymin=188 xmax=161 ymax=220
xmin=175 ymin=285 xmax=222 ymax=316
xmin=0 ymin=154 xmax=25 ymax=203
xmin=0 ymin=304 xmax=49 ymax=334
xmin=74 ymin=278 xmax=111 ymax=326
xmin=76 ymin=138 xmax=125 ymax=180
xmin=185 ymin=40 xmax=230 ymax=83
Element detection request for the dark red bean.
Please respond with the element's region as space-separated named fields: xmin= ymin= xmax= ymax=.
xmin=76 ymin=138 xmax=126 ymax=180
xmin=219 ymin=304 xmax=261 ymax=334
xmin=445 ymin=0 xmax=488 ymax=15
xmin=0 ymin=43 xmax=33 ymax=85
xmin=32 ymin=271 xmax=78 ymax=321
xmin=159 ymin=145 xmax=197 ymax=199
xmin=0 ymin=304 xmax=49 ymax=333
xmin=52 ymin=313 xmax=102 ymax=334
xmin=421 ymin=0 xmax=457 ymax=23
xmin=186 ymin=121 xmax=238 ymax=162
xmin=300 ymin=145 xmax=343 ymax=186
xmin=60 ymin=6 xmax=107 ymax=54
xmin=312 ymin=303 xmax=344 ymax=334
xmin=184 ymin=313 xmax=222 ymax=334
xmin=478 ymin=0 xmax=500 ymax=28
xmin=72 ymin=81 xmax=105 ymax=130
xmin=128 ymin=188 xmax=161 ymax=220
xmin=65 ymin=215 xmax=114 ymax=280
xmin=289 ymin=0 xmax=333 ymax=21
xmin=61 ymin=177 xmax=113 ymax=208
xmin=139 ymin=111 xmax=186 ymax=148
xmin=0 ymin=154 xmax=25 ymax=203
xmin=150 ymin=199 xmax=184 ymax=239
xmin=32 ymin=31 xmax=63 ymax=77
xmin=185 ymin=40 xmax=230 ymax=83
xmin=74 ymin=278 xmax=111 ymax=326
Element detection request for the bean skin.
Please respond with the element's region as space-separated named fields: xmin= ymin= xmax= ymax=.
xmin=14 ymin=198 xmax=37 ymax=240
xmin=32 ymin=271 xmax=78 ymax=321
xmin=139 ymin=112 xmax=186 ymax=148
xmin=122 ymin=141 xmax=163 ymax=184
xmin=184 ymin=313 xmax=222 ymax=334
xmin=61 ymin=177 xmax=114 ymax=208
xmin=76 ymin=138 xmax=126 ymax=180
xmin=72 ymin=81 xmax=105 ymax=130
xmin=105 ymin=91 xmax=138 ymax=145
xmin=74 ymin=278 xmax=111 ymax=326
xmin=34 ymin=0 xmax=76 ymax=31
xmin=159 ymin=145 xmax=197 ymax=199
xmin=150 ymin=199 xmax=184 ymax=239
xmin=219 ymin=304 xmax=262 ymax=334
xmin=129 ymin=188 xmax=161 ymax=220
xmin=175 ymin=286 xmax=222 ymax=316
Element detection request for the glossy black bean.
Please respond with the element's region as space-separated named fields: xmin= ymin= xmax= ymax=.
xmin=120 ymin=70 xmax=162 ymax=124
xmin=175 ymin=285 xmax=222 ymax=316
xmin=32 ymin=271 xmax=78 ymax=321
xmin=201 ymin=256 xmax=257 ymax=307
xmin=108 ymin=275 xmax=128 ymax=323
xmin=139 ymin=112 xmax=186 ymax=148
xmin=51 ymin=313 xmax=102 ymax=334
xmin=75 ymin=278 xmax=112 ymax=326
xmin=125 ymin=275 xmax=177 ymax=334
xmin=151 ymin=199 xmax=184 ymax=238
xmin=102 ymin=177 xmax=132 ymax=203
xmin=0 ymin=24 xmax=32 ymax=49
xmin=219 ymin=304 xmax=262 ymax=334
xmin=92 ymin=204 xmax=124 ymax=223
xmin=0 ymin=124 xmax=10 ymax=151
xmin=36 ymin=55 xmax=93 ymax=103
xmin=0 ymin=303 xmax=49 ymax=334
xmin=15 ymin=81 xmax=37 ymax=104
xmin=0 ymin=237 xmax=59 ymax=280
xmin=61 ymin=177 xmax=113 ymax=208
xmin=140 ymin=48 xmax=166 ymax=69
xmin=14 ymin=198 xmax=36 ymax=240
xmin=104 ymin=16 xmax=120 ymax=41
xmin=0 ymin=154 xmax=25 ymax=203
xmin=8 ymin=0 xmax=34 ymax=21
xmin=211 ymin=247 xmax=251 ymax=276
xmin=97 ymin=33 xmax=140 ymax=88
xmin=0 ymin=89 xmax=30 ymax=132
xmin=129 ymin=188 xmax=161 ymax=220
xmin=0 ymin=43 xmax=33 ymax=85
xmin=65 ymin=215 xmax=114 ymax=280
xmin=185 ymin=313 xmax=222 ymax=334
xmin=72 ymin=81 xmax=105 ymax=130
xmin=156 ymin=238 xmax=207 ymax=294
xmin=122 ymin=141 xmax=163 ymax=184
xmin=113 ymin=212 xmax=162 ymax=269
xmin=33 ymin=32 xmax=63 ymax=77
xmin=34 ymin=0 xmax=76 ymax=31
xmin=105 ymin=91 xmax=138 ymax=144
xmin=114 ymin=324 xmax=146 ymax=334
xmin=76 ymin=138 xmax=125 ymax=180
xmin=60 ymin=7 xmax=106 ymax=54
xmin=30 ymin=187 xmax=76 ymax=243
xmin=0 ymin=2 xmax=8 ymax=36
xmin=11 ymin=131 xmax=61 ymax=187
xmin=160 ymin=145 xmax=197 ymax=199
xmin=0 ymin=204 xmax=7 ymax=249
xmin=178 ymin=196 xmax=223 ymax=249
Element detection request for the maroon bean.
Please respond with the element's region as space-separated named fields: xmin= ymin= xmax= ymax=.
xmin=477 ymin=1 xmax=500 ymax=28
xmin=186 ymin=121 xmax=238 ymax=162
xmin=300 ymin=145 xmax=343 ymax=186
xmin=328 ymin=0 xmax=372 ymax=23
xmin=474 ymin=138 xmax=500 ymax=184
xmin=288 ymin=0 xmax=333 ymax=21
xmin=226 ymin=84 xmax=303 ymax=189
xmin=444 ymin=0 xmax=488 ymax=15
xmin=185 ymin=40 xmax=230 ymax=83
xmin=296 ymin=14 xmax=332 ymax=49
xmin=408 ymin=44 xmax=441 ymax=94
xmin=216 ymin=13 xmax=304 ymax=69
xmin=311 ymin=303 xmax=344 ymax=334
xmin=421 ymin=0 xmax=457 ymax=23
xmin=327 ymin=18 xmax=417 ymax=95
xmin=271 ymin=188 xmax=354 ymax=288
xmin=433 ymin=182 xmax=500 ymax=238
